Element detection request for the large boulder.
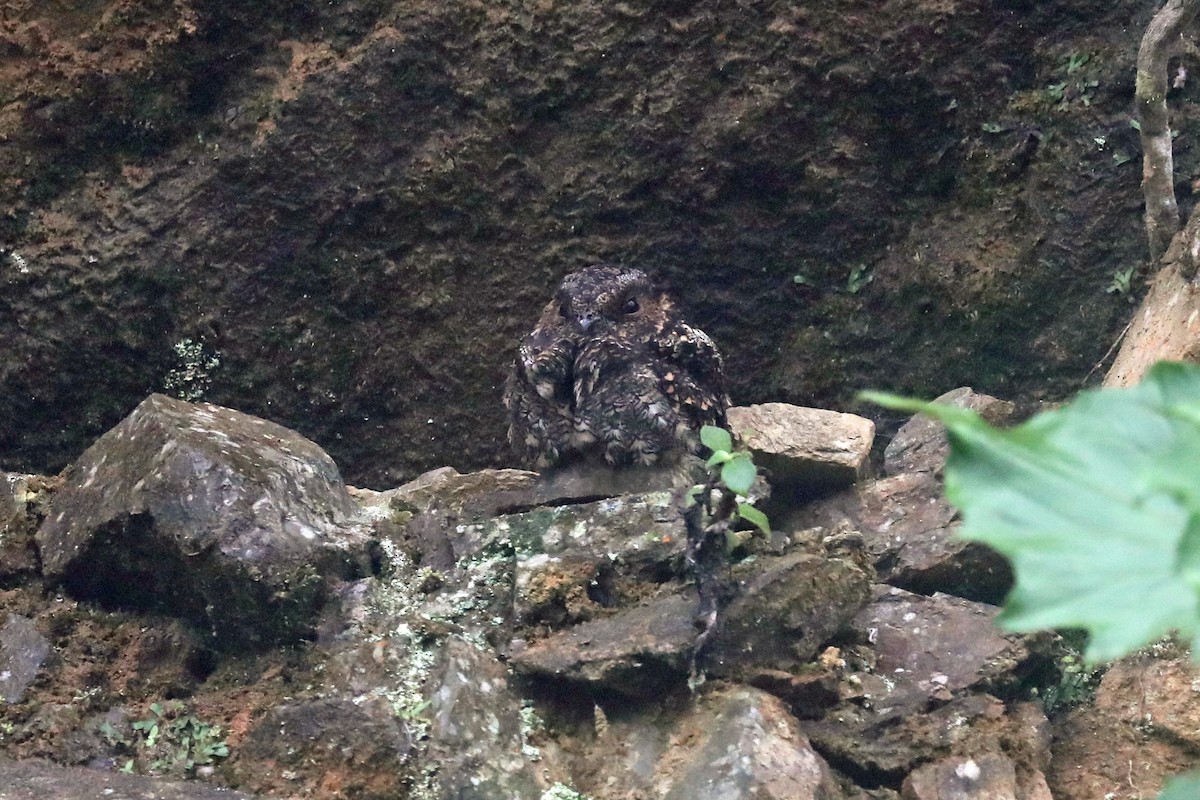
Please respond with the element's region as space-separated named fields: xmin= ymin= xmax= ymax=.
xmin=37 ymin=394 xmax=375 ymax=650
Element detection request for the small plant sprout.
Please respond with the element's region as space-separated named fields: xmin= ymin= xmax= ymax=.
xmin=689 ymin=425 xmax=770 ymax=545
xmin=1105 ymin=267 xmax=1134 ymax=295
xmin=847 ymin=264 xmax=873 ymax=295
xmin=111 ymin=701 xmax=230 ymax=777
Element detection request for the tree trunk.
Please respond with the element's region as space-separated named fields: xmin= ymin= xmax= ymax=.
xmin=1106 ymin=212 xmax=1200 ymax=386
xmin=1137 ymin=0 xmax=1200 ymax=260
xmin=1104 ymin=1 xmax=1200 ymax=386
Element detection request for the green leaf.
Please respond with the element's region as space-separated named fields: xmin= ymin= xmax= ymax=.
xmin=721 ymin=454 xmax=757 ymax=496
xmin=700 ymin=425 xmax=733 ymax=454
xmin=858 ymin=391 xmax=981 ymax=427
xmin=736 ymin=501 xmax=771 ymax=535
xmin=870 ymin=362 xmax=1200 ymax=663
xmin=706 ymin=451 xmax=733 ymax=467
xmin=1159 ymin=772 xmax=1200 ymax=800
xmin=724 ymin=529 xmax=747 ymax=553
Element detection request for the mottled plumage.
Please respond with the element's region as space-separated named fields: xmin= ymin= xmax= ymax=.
xmin=504 ymin=265 xmax=729 ymax=468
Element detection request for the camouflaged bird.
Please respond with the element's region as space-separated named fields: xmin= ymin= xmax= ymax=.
xmin=504 ymin=264 xmax=729 ymax=468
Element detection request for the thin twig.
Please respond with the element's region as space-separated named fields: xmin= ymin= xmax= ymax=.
xmin=1083 ymin=319 xmax=1133 ymax=385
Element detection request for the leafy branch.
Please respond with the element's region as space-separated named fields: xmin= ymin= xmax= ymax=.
xmin=683 ymin=426 xmax=769 ymax=679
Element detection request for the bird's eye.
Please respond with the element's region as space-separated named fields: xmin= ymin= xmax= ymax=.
xmin=559 ymin=303 xmax=569 ymax=318
xmin=623 ymin=298 xmax=640 ymax=314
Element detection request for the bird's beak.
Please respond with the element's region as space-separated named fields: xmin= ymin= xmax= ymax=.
xmin=577 ymin=313 xmax=598 ymax=331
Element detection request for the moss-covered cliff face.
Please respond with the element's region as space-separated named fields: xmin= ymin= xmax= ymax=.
xmin=0 ymin=0 xmax=1179 ymax=486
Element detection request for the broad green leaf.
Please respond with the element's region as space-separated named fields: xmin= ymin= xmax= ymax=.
xmin=736 ymin=501 xmax=771 ymax=535
xmin=865 ymin=362 xmax=1200 ymax=663
xmin=1159 ymin=772 xmax=1200 ymax=800
xmin=700 ymin=425 xmax=733 ymax=454
xmin=706 ymin=451 xmax=733 ymax=467
xmin=721 ymin=454 xmax=757 ymax=496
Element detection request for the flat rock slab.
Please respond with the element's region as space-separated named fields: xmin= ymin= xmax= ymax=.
xmin=511 ymin=592 xmax=696 ymax=698
xmin=531 ymin=457 xmax=706 ymax=506
xmin=388 ymin=467 xmax=538 ymax=516
xmin=0 ymin=615 xmax=49 ymax=704
xmin=37 ymin=394 xmax=375 ymax=650
xmin=459 ymin=490 xmax=686 ymax=569
xmin=727 ymin=403 xmax=874 ymax=497
xmin=0 ymin=757 xmax=274 ymax=800
xmin=804 ymin=694 xmax=1049 ymax=785
xmin=852 ymin=587 xmax=1029 ymax=712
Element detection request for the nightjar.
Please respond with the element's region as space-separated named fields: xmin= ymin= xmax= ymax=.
xmin=503 ymin=264 xmax=729 ymax=468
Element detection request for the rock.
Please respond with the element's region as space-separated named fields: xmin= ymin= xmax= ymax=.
xmin=727 ymin=403 xmax=874 ymax=498
xmin=656 ymin=686 xmax=844 ymax=800
xmin=704 ymin=550 xmax=874 ymax=681
xmin=0 ymin=756 xmax=276 ymax=799
xmin=531 ymin=457 xmax=706 ymax=506
xmin=456 ymin=490 xmax=686 ymax=565
xmin=1048 ymin=653 xmax=1200 ymax=800
xmin=36 ymin=394 xmax=375 ymax=650
xmin=511 ymin=593 xmax=696 ymax=698
xmin=804 ymin=695 xmax=1049 ymax=786
xmin=790 ymin=472 xmax=1011 ymax=603
xmin=514 ymin=553 xmax=615 ymax=629
xmin=390 ymin=467 xmax=539 ymax=516
xmin=1093 ymin=655 xmax=1200 ymax=748
xmin=465 ymin=491 xmax=688 ymax=628
xmin=0 ymin=615 xmax=49 ymax=704
xmin=902 ymin=753 xmax=1051 ymax=800
xmin=747 ymin=668 xmax=842 ymax=720
xmin=850 ymin=587 xmax=1030 ymax=712
xmin=1105 ymin=256 xmax=1200 ymax=389
xmin=233 ymin=696 xmax=412 ymax=799
xmin=548 ymin=685 xmax=843 ymax=799
xmin=384 ymin=467 xmax=540 ymax=572
xmin=421 ymin=638 xmax=543 ymax=799
xmin=883 ymin=388 xmax=1016 ymax=476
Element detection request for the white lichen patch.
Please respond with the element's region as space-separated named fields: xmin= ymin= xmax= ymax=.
xmin=541 ymin=783 xmax=593 ymax=800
